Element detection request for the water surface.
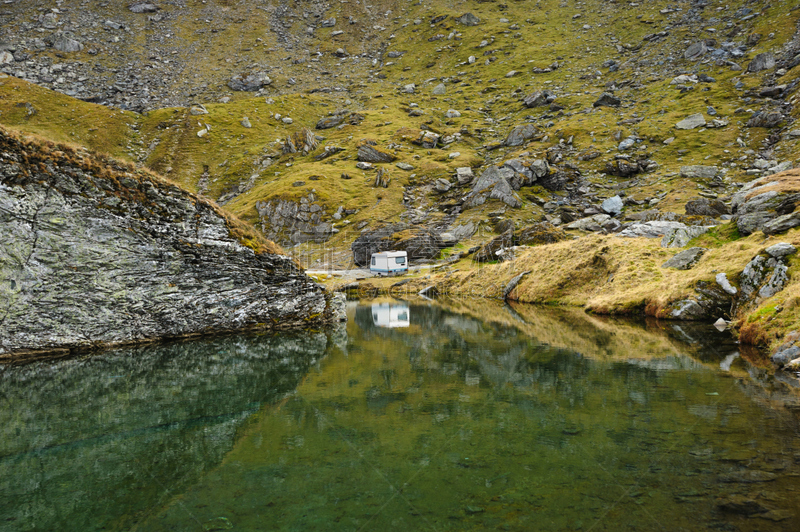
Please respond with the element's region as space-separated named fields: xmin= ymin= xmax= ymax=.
xmin=2 ymin=300 xmax=799 ymax=531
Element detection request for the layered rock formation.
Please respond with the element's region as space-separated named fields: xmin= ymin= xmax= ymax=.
xmin=0 ymin=127 xmax=343 ymax=357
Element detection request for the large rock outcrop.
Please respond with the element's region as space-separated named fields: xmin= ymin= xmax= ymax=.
xmin=731 ymin=169 xmax=800 ymax=235
xmin=0 ymin=128 xmax=342 ymax=357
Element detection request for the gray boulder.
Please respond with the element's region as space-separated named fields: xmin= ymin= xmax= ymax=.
xmin=765 ymin=242 xmax=797 ymax=259
xmin=680 ymin=165 xmax=719 ymax=179
xmin=684 ymin=41 xmax=708 ymax=61
xmin=685 ymin=197 xmax=729 ymax=217
xmin=50 ymin=33 xmax=83 ymax=53
xmin=503 ymin=124 xmax=541 ymax=146
xmin=434 ymin=178 xmax=452 ymax=193
xmin=432 ymin=83 xmax=446 ymax=95
xmin=523 ymin=90 xmax=555 ymax=108
xmin=228 ymin=71 xmax=271 ymax=91
xmin=747 ymin=52 xmax=776 ymax=72
xmin=675 ymin=114 xmax=706 ymax=130
xmin=129 ymin=3 xmax=158 ymax=13
xmin=462 ymin=166 xmax=522 ymax=209
xmin=593 ymin=92 xmax=621 ymax=107
xmin=357 ymin=144 xmax=396 ymax=163
xmin=457 ymin=13 xmax=481 ymax=26
xmin=601 ymin=195 xmax=624 ymax=215
xmin=746 ymin=110 xmax=784 ymax=128
xmin=731 ymin=170 xmax=800 ymax=235
xmin=662 ymin=247 xmax=706 ymax=270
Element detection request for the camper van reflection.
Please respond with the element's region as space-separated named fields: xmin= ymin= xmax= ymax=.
xmin=371 ymin=303 xmax=410 ymax=328
xmin=370 ymin=251 xmax=408 ymax=276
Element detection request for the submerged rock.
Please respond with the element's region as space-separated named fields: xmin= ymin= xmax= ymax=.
xmin=0 ymin=127 xmax=339 ymax=356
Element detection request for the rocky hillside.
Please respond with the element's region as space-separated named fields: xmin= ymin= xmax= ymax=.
xmin=0 ymin=126 xmax=344 ymax=358
xmin=1 ymin=0 xmax=799 ymax=268
xmin=3 ymin=1 xmax=800 ymax=352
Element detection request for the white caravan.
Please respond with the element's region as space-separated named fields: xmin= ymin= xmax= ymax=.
xmin=369 ymin=251 xmax=408 ymax=276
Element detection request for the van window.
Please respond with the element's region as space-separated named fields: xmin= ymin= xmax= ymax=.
xmin=395 ymin=256 xmax=406 ymax=264
xmin=371 ymin=256 xmax=376 ymax=265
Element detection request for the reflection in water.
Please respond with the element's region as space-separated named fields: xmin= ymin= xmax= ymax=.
xmin=371 ymin=302 xmax=410 ymax=328
xmin=2 ymin=302 xmax=800 ymax=531
xmin=0 ymin=331 xmax=331 ymax=532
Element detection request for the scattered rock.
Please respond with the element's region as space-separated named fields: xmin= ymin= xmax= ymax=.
xmin=456 ymin=167 xmax=474 ymax=184
xmin=457 ymin=13 xmax=481 ymax=26
xmin=228 ymin=71 xmax=271 ymax=91
xmin=765 ymin=242 xmax=797 ymax=259
xmin=503 ymin=124 xmax=542 ymax=146
xmin=357 ymin=143 xmax=396 ymax=163
xmin=662 ymin=247 xmax=706 ymax=270
xmin=747 ymin=52 xmax=776 ymax=72
xmin=432 ymin=83 xmax=446 ymax=95
xmin=685 ymin=197 xmax=729 ymax=217
xmin=593 ymin=92 xmax=621 ymax=107
xmin=601 ymin=195 xmax=624 ymax=215
xmin=675 ymin=114 xmax=706 ymax=130
xmin=680 ymin=165 xmax=719 ymax=179
xmin=684 ymin=41 xmax=708 ymax=61
xmin=747 ymin=110 xmax=784 ymax=128
xmin=283 ymin=128 xmax=319 ymax=155
xmin=240 ymin=117 xmax=252 ymax=128
xmin=523 ymin=90 xmax=556 ymax=108
xmin=434 ymin=178 xmax=452 ymax=193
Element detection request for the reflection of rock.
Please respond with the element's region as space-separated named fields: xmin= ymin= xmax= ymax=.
xmin=0 ymin=332 xmax=328 ymax=532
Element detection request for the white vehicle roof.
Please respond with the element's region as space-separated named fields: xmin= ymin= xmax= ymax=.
xmin=372 ymin=250 xmax=407 ymax=258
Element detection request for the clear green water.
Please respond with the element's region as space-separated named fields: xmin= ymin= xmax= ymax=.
xmin=2 ymin=300 xmax=799 ymax=531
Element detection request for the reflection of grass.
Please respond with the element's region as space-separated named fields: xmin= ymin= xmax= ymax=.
xmin=139 ymin=302 xmax=796 ymax=531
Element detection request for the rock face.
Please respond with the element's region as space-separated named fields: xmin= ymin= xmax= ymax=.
xmin=731 ymin=169 xmax=800 ymax=235
xmin=256 ymin=192 xmax=333 ymax=245
xmin=0 ymin=128 xmax=341 ymax=356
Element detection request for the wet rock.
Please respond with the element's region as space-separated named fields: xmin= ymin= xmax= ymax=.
xmin=685 ymin=197 xmax=729 ymax=217
xmin=772 ymin=345 xmax=800 ymax=366
xmin=662 ymin=247 xmax=706 ymax=270
xmin=675 ymin=114 xmax=706 ymax=130
xmin=593 ymin=92 xmax=621 ymax=107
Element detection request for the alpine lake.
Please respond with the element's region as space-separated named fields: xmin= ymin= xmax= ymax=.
xmin=2 ymin=298 xmax=800 ymax=531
